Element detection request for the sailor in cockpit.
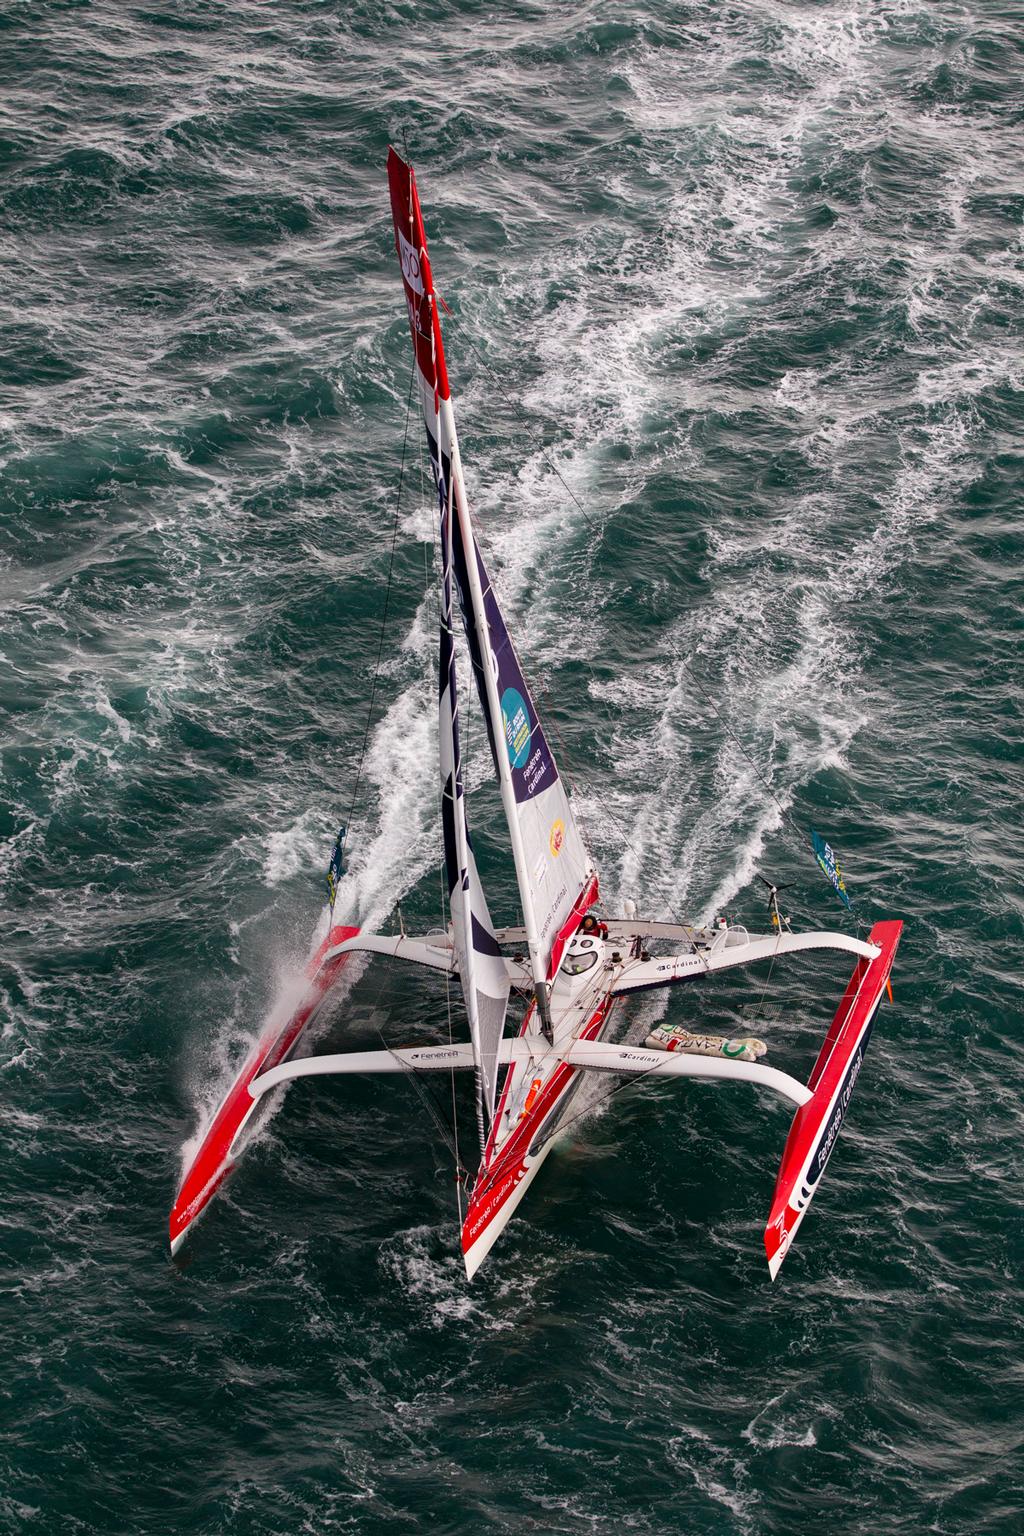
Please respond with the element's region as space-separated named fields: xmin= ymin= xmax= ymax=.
xmin=557 ymin=914 xmax=610 ymax=983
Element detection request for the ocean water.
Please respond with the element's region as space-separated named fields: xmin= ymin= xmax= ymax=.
xmin=2 ymin=2 xmax=1022 ymax=1532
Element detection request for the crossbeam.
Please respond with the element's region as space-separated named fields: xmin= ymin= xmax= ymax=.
xmin=563 ymin=1040 xmax=811 ymax=1107
xmin=249 ymin=1036 xmax=810 ymax=1110
xmin=316 ymin=931 xmax=532 ymax=987
xmin=610 ymin=930 xmax=879 ymax=996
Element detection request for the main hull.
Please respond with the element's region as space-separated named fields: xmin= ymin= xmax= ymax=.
xmin=461 ymin=991 xmax=616 ymax=1278
xmin=169 ymin=922 xmax=359 ymax=1254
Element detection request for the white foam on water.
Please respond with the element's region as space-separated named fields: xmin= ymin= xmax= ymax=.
xmin=328 ymin=647 xmax=440 ymax=937
xmin=0 ymin=1043 xmax=39 ymax=1073
xmin=601 ymin=570 xmax=865 ymax=922
xmin=769 ymin=0 xmax=891 ymax=81
xmin=89 ymin=684 xmax=132 ymax=746
xmin=915 ymin=351 xmax=1023 ymax=408
xmin=812 ymin=405 xmax=977 ymax=606
xmin=156 ymin=443 xmax=221 ymax=482
xmin=18 ymin=669 xmax=144 ymax=812
xmin=378 ymin=1222 xmax=480 ymax=1329
xmin=773 ymin=369 xmax=822 ymax=414
xmin=49 ymin=741 xmax=91 ymax=809
xmin=262 ymin=808 xmax=336 ymax=888
xmin=144 ymin=613 xmax=240 ymax=725
xmin=0 ymin=1498 xmax=41 ymax=1528
xmin=400 ymin=498 xmax=437 ymax=547
xmin=0 ymin=819 xmax=42 ymax=901
xmin=398 ymin=566 xmax=439 ymax=663
xmin=666 ymin=1424 xmax=759 ymax=1530
xmin=742 ymin=1392 xmax=822 ymax=1449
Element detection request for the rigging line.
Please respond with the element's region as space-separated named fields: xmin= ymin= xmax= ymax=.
xmin=472 ymin=1016 xmax=701 ymax=1201
xmin=375 ymin=1028 xmax=463 ymax=1168
xmin=343 ymin=360 xmax=418 ymax=840
xmin=667 ymin=644 xmax=809 ymax=855
xmin=752 ymin=931 xmax=784 ymax=1027
xmin=533 ymin=686 xmax=710 ymax=971
xmin=441 ymin=306 xmax=835 ymax=906
xmin=538 ymin=627 xmax=826 ymax=945
xmin=526 ymin=1030 xmax=722 ymax=1152
xmin=548 ymin=631 xmax=812 ymax=906
xmin=533 ymin=683 xmax=584 ymax=808
xmin=441 ymin=306 xmax=601 ymax=538
xmin=529 ymin=668 xmax=714 ymax=972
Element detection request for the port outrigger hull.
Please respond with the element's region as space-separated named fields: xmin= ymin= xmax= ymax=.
xmin=169 ymin=923 xmax=359 ymax=1255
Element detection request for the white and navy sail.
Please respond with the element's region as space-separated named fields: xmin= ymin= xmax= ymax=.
xmin=437 ymin=444 xmax=510 ymax=1140
xmin=387 ymin=147 xmax=598 ymax=1033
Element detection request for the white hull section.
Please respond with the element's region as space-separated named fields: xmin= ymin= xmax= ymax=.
xmin=462 ymin=1132 xmax=562 ymax=1280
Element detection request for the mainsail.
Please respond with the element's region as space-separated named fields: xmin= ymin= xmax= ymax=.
xmin=387 ymin=147 xmax=597 ymax=1034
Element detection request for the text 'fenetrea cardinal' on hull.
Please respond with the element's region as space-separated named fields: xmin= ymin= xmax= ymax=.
xmin=169 ymin=150 xmax=902 ymax=1281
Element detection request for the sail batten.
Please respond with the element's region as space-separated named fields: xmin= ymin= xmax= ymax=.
xmin=387 ymin=144 xmax=597 ymax=1042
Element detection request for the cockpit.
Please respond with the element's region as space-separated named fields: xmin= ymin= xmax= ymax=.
xmin=560 ymin=936 xmax=600 ymax=976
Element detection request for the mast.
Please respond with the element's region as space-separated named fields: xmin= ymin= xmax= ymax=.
xmin=443 ymin=399 xmax=553 ymax=1031
xmin=388 ymin=147 xmax=509 ymax=1138
xmin=386 ymin=145 xmax=598 ymax=1040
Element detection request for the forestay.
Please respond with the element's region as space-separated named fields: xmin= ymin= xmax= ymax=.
xmin=387 ymin=148 xmax=598 ymax=1030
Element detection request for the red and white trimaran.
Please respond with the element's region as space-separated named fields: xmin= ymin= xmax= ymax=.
xmin=171 ymin=149 xmax=902 ymax=1279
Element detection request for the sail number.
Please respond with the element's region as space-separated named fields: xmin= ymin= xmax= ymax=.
xmin=398 ymin=228 xmax=425 ymax=296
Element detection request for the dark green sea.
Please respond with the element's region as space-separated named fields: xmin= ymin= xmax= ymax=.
xmin=2 ymin=3 xmax=1022 ymax=1532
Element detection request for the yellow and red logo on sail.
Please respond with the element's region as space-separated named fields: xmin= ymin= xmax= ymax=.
xmin=549 ymin=819 xmax=565 ymax=858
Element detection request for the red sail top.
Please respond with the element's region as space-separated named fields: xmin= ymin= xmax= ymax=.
xmin=387 ymin=147 xmax=450 ymax=406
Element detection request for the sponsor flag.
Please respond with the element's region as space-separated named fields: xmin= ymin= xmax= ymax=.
xmin=811 ymin=828 xmax=851 ymax=909
xmin=326 ymin=826 xmax=346 ymax=910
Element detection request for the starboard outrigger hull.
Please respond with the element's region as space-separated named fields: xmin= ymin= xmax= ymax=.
xmin=765 ymin=918 xmax=902 ymax=1278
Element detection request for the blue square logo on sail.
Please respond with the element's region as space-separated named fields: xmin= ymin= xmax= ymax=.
xmin=501 ymin=687 xmax=532 ymax=768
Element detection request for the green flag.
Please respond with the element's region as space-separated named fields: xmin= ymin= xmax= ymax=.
xmin=811 ymin=828 xmax=851 ymax=909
